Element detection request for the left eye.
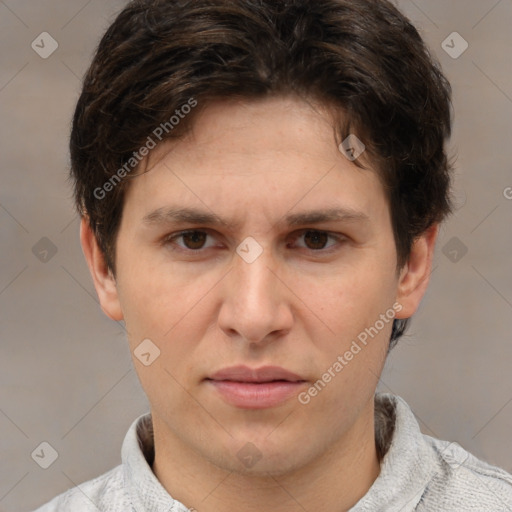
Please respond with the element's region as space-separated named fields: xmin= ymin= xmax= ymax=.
xmin=291 ymin=230 xmax=341 ymax=251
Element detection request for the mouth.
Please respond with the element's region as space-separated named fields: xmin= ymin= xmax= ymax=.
xmin=207 ymin=365 xmax=306 ymax=383
xmin=205 ymin=365 xmax=308 ymax=409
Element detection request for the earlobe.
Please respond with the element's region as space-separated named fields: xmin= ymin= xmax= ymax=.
xmin=80 ymin=217 xmax=124 ymax=321
xmin=395 ymin=224 xmax=439 ymax=319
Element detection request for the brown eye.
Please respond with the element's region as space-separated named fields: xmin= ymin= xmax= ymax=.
xmin=303 ymin=231 xmax=329 ymax=250
xmin=182 ymin=231 xmax=208 ymax=250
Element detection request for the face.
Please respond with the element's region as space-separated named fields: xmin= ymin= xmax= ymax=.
xmin=83 ymin=96 xmax=435 ymax=477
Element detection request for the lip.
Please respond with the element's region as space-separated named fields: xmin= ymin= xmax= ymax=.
xmin=205 ymin=365 xmax=307 ymax=409
xmin=208 ymin=365 xmax=305 ymax=383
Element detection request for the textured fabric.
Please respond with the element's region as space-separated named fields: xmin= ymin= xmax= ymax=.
xmin=33 ymin=393 xmax=512 ymax=511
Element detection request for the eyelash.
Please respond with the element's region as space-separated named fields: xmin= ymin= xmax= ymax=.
xmin=161 ymin=229 xmax=346 ymax=255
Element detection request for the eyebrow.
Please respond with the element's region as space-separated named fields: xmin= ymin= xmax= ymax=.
xmin=142 ymin=206 xmax=369 ymax=229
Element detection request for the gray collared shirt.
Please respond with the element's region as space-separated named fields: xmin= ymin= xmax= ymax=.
xmin=33 ymin=393 xmax=512 ymax=511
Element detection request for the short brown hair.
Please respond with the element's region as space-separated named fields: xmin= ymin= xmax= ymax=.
xmin=70 ymin=0 xmax=453 ymax=347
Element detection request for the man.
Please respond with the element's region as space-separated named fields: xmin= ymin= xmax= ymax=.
xmin=35 ymin=0 xmax=512 ymax=510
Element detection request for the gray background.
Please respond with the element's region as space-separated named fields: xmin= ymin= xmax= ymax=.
xmin=1 ymin=1 xmax=511 ymax=510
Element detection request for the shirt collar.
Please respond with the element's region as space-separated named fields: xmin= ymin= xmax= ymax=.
xmin=122 ymin=414 xmax=189 ymax=512
xmin=121 ymin=393 xmax=436 ymax=512
xmin=350 ymin=393 xmax=438 ymax=511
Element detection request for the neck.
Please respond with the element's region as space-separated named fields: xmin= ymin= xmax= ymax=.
xmin=151 ymin=400 xmax=381 ymax=512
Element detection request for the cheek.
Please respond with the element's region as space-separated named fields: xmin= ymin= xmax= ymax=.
xmin=302 ymin=265 xmax=397 ymax=339
xmin=117 ymin=267 xmax=223 ymax=385
xmin=118 ymin=271 xmax=212 ymax=408
xmin=294 ymin=262 xmax=397 ymax=402
xmin=116 ymin=250 xmax=199 ymax=334
xmin=299 ymin=280 xmax=392 ymax=415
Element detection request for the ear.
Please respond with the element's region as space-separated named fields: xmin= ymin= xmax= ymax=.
xmin=80 ymin=217 xmax=124 ymax=321
xmin=395 ymin=224 xmax=439 ymax=319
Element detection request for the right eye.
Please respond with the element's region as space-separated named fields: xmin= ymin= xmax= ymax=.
xmin=162 ymin=230 xmax=218 ymax=252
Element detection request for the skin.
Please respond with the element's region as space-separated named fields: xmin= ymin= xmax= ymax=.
xmin=81 ymin=96 xmax=438 ymax=512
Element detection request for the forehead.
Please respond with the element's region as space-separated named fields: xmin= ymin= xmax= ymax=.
xmin=122 ymin=96 xmax=388 ymax=227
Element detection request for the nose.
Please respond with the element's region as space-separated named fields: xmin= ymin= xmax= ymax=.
xmin=217 ymin=247 xmax=294 ymax=346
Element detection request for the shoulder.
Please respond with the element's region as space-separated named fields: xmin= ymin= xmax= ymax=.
xmin=372 ymin=393 xmax=512 ymax=511
xmin=32 ymin=464 xmax=130 ymax=512
xmin=419 ymin=435 xmax=512 ymax=510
